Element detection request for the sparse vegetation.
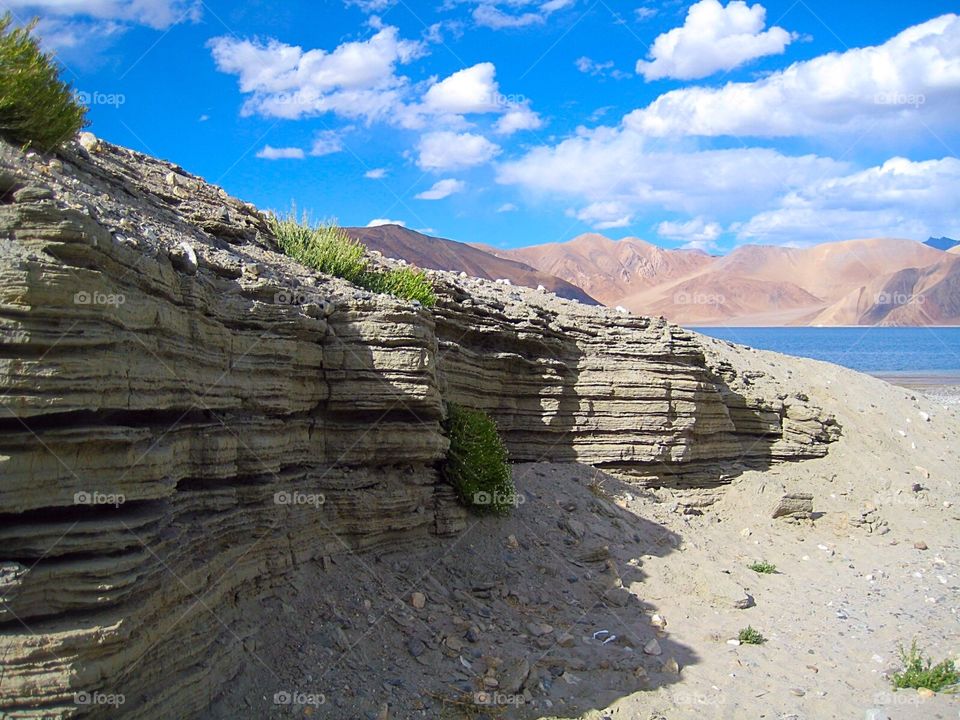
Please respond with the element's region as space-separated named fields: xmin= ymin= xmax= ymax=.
xmin=443 ymin=403 xmax=515 ymax=515
xmin=268 ymin=207 xmax=436 ymax=307
xmin=748 ymin=560 xmax=777 ymax=574
xmin=738 ymin=626 xmax=766 ymax=645
xmin=891 ymin=641 xmax=958 ymax=692
xmin=0 ymin=13 xmax=87 ymax=149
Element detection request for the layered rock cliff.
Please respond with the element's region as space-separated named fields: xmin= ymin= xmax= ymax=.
xmin=0 ymin=137 xmax=839 ymax=718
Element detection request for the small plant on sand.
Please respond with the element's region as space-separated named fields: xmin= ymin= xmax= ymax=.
xmin=738 ymin=626 xmax=766 ymax=645
xmin=748 ymin=560 xmax=777 ymax=574
xmin=443 ymin=403 xmax=515 ymax=515
xmin=267 ymin=207 xmax=435 ymax=307
xmin=0 ymin=13 xmax=87 ymax=149
xmin=891 ymin=641 xmax=958 ymax=692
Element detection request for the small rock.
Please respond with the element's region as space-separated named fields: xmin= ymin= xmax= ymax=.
xmin=557 ymin=633 xmax=576 ymax=648
xmin=733 ymin=594 xmax=755 ymax=610
xmin=406 ymin=638 xmax=425 ymax=657
xmin=506 ymin=534 xmax=519 ymax=550
xmin=772 ymin=492 xmax=813 ymax=519
xmin=660 ymin=657 xmax=679 ymax=674
xmin=526 ymin=622 xmax=553 ymax=637
xmin=914 ymin=541 xmax=928 ymax=551
xmin=650 ymin=614 xmax=667 ymax=629
xmin=78 ymin=132 xmax=100 ymax=152
xmin=411 ymin=592 xmax=426 ymax=609
xmin=643 ymin=638 xmax=662 ymax=656
xmin=169 ymin=241 xmax=198 ymax=275
xmin=790 ymin=688 xmax=806 ymax=697
xmin=917 ymin=687 xmax=935 ymax=698
xmin=499 ymin=658 xmax=530 ymax=694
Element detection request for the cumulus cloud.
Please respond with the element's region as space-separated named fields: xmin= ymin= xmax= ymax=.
xmin=364 ymin=168 xmax=388 ymax=179
xmin=367 ymin=218 xmax=406 ymax=227
xmin=657 ymin=217 xmax=724 ymax=250
xmin=736 ymin=157 xmax=960 ymax=243
xmin=494 ymin=104 xmax=542 ymax=134
xmin=637 ymin=0 xmax=794 ymax=81
xmin=575 ymin=201 xmax=632 ymax=229
xmin=497 ymin=123 xmax=844 ymax=220
xmin=575 ymin=56 xmax=630 ymax=80
xmin=422 ymin=62 xmax=501 ymax=114
xmin=256 ymin=145 xmax=305 ymax=160
xmin=628 ymin=13 xmax=960 ymax=137
xmin=415 ymin=178 xmax=466 ymax=200
xmin=417 ymin=131 xmax=501 ymax=170
xmin=209 ymin=26 xmax=425 ymax=124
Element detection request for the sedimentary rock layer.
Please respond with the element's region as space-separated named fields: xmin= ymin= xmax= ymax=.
xmin=0 ymin=138 xmax=838 ymax=718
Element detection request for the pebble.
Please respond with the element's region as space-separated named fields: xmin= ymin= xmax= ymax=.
xmin=914 ymin=541 xmax=928 ymax=551
xmin=643 ymin=638 xmax=662 ymax=656
xmin=917 ymin=687 xmax=935 ymax=698
xmin=78 ymin=132 xmax=100 ymax=152
xmin=169 ymin=241 xmax=198 ymax=275
xmin=650 ymin=614 xmax=667 ymax=629
xmin=410 ymin=592 xmax=426 ymax=609
xmin=660 ymin=657 xmax=679 ymax=674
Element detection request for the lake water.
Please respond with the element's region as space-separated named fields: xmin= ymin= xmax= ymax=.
xmin=688 ymin=327 xmax=960 ymax=379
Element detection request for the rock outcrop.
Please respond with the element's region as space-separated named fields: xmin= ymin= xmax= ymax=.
xmin=0 ymin=138 xmax=839 ymax=718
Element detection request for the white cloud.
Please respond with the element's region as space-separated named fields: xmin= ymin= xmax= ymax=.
xmin=367 ymin=218 xmax=407 ymax=227
xmin=637 ymin=0 xmax=794 ymax=81
xmin=417 ymin=131 xmax=501 ymax=170
xmin=576 ymin=56 xmax=630 ymax=79
xmin=471 ymin=0 xmax=574 ymax=30
xmin=494 ymin=104 xmax=542 ymax=134
xmin=497 ymin=202 xmax=518 ymax=212
xmin=416 ymin=178 xmax=466 ymax=200
xmin=256 ymin=145 xmax=305 ymax=160
xmin=310 ymin=130 xmax=345 ymax=156
xmin=364 ymin=168 xmax=388 ymax=179
xmin=497 ymin=123 xmax=844 ymax=220
xmin=736 ymin=156 xmax=960 ymax=243
xmin=657 ymin=217 xmax=723 ymax=250
xmin=417 ymin=178 xmax=467 ymax=200
xmin=635 ymin=6 xmax=657 ymax=21
xmin=628 ymin=13 xmax=960 ymax=137
xmin=9 ymin=0 xmax=201 ymax=29
xmin=574 ymin=201 xmax=632 ymax=229
xmin=209 ymin=26 xmax=425 ymax=124
xmin=422 ymin=62 xmax=500 ymax=114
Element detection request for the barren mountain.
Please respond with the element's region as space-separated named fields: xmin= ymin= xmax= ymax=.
xmin=495 ymin=233 xmax=956 ymax=325
xmin=482 ymin=233 xmax=712 ymax=306
xmin=345 ymin=224 xmax=599 ymax=304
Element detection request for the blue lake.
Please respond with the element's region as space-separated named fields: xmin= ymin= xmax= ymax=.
xmin=688 ymin=327 xmax=960 ymax=377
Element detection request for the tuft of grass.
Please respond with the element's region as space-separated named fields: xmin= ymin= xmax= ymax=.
xmin=0 ymin=13 xmax=87 ymax=149
xmin=891 ymin=641 xmax=958 ymax=692
xmin=267 ymin=207 xmax=435 ymax=307
xmin=443 ymin=403 xmax=515 ymax=515
xmin=748 ymin=560 xmax=777 ymax=574
xmin=738 ymin=626 xmax=766 ymax=645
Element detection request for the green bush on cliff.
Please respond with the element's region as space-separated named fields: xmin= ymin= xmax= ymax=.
xmin=443 ymin=403 xmax=515 ymax=515
xmin=268 ymin=208 xmax=435 ymax=307
xmin=0 ymin=14 xmax=87 ymax=149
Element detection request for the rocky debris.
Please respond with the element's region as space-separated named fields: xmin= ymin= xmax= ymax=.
xmin=850 ymin=504 xmax=889 ymax=535
xmin=772 ymin=492 xmax=814 ymax=519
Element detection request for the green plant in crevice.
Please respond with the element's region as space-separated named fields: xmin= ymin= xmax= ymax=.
xmin=443 ymin=403 xmax=515 ymax=515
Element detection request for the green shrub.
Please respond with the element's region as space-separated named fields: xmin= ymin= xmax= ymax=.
xmin=268 ymin=208 xmax=435 ymax=306
xmin=748 ymin=560 xmax=777 ymax=574
xmin=892 ymin=641 xmax=958 ymax=692
xmin=738 ymin=626 xmax=765 ymax=645
xmin=0 ymin=14 xmax=87 ymax=149
xmin=443 ymin=403 xmax=515 ymax=515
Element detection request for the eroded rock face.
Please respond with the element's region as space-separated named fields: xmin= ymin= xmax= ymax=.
xmin=0 ymin=139 xmax=838 ymax=718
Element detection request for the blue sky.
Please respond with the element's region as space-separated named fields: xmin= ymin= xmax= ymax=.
xmin=9 ymin=0 xmax=960 ymax=251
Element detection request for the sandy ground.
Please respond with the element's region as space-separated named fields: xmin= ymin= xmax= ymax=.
xmin=209 ymin=345 xmax=960 ymax=720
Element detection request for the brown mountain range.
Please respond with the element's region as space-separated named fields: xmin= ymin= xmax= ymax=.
xmin=344 ymin=224 xmax=599 ymax=305
xmin=347 ymin=225 xmax=960 ymax=326
xmin=491 ymin=234 xmax=959 ymax=326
